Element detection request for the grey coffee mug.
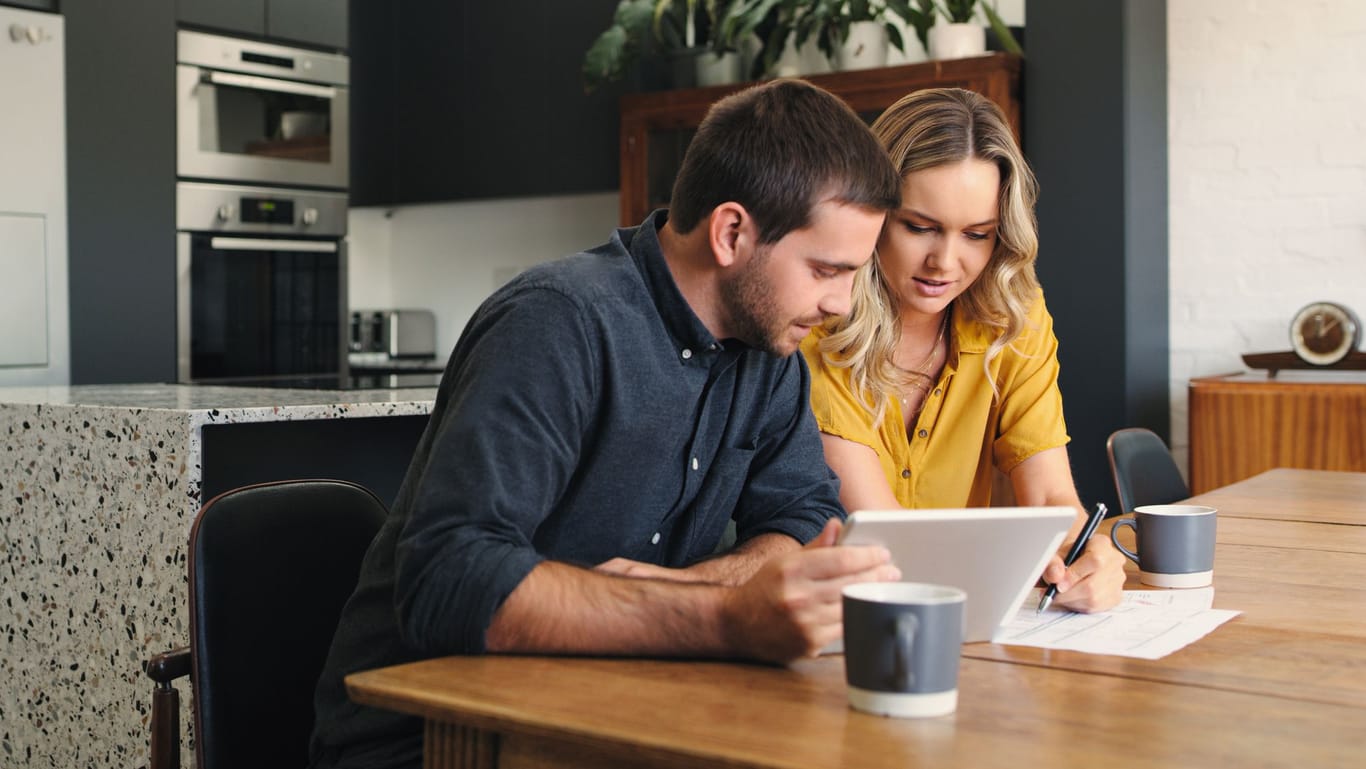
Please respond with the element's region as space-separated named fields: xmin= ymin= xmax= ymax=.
xmin=1110 ymin=504 xmax=1217 ymax=587
xmin=842 ymin=582 xmax=965 ymax=718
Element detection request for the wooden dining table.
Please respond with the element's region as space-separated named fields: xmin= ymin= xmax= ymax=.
xmin=346 ymin=468 xmax=1366 ymax=769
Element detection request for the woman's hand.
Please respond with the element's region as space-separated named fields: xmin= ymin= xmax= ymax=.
xmin=1040 ymin=533 xmax=1126 ymax=612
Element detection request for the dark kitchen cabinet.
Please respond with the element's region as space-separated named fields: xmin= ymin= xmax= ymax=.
xmin=176 ymin=0 xmax=264 ymax=37
xmin=1 ymin=0 xmax=56 ymax=11
xmin=65 ymin=0 xmax=178 ymax=385
xmin=177 ymin=0 xmax=346 ymax=50
xmin=268 ymin=0 xmax=347 ymax=51
xmin=350 ymin=0 xmax=624 ymax=206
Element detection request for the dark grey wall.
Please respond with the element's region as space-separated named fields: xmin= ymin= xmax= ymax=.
xmin=65 ymin=0 xmax=178 ymax=384
xmin=1025 ymin=0 xmax=1169 ymax=513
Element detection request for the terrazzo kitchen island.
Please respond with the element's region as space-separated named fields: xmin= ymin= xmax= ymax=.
xmin=0 ymin=382 xmax=438 ymax=768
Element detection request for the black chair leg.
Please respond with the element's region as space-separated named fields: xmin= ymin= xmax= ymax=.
xmin=150 ymin=683 xmax=181 ymax=769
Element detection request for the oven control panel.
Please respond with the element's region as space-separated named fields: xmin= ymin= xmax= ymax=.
xmin=176 ymin=182 xmax=346 ymax=236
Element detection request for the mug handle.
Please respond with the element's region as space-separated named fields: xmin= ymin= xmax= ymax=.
xmin=1110 ymin=518 xmax=1140 ymax=564
xmin=893 ymin=614 xmax=919 ymax=690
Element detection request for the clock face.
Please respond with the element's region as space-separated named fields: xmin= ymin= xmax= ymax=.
xmin=1291 ymin=302 xmax=1361 ymax=365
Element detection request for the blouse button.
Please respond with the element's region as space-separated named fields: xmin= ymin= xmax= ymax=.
xmin=651 ymin=532 xmax=661 ymax=545
xmin=901 ymin=468 xmax=911 ymax=479
xmin=917 ymin=429 xmax=928 ymax=438
xmin=933 ymin=388 xmax=942 ymax=396
xmin=681 ymin=348 xmax=693 ymax=360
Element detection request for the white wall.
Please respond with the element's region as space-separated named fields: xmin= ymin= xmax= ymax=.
xmin=348 ymin=192 xmax=620 ymax=358
xmin=1167 ymin=0 xmax=1366 ymax=471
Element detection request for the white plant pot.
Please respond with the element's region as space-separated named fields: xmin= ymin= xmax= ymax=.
xmin=695 ymin=50 xmax=742 ymax=87
xmin=928 ymin=22 xmax=986 ymax=60
xmin=798 ymin=36 xmax=832 ymax=75
xmin=836 ymin=21 xmax=889 ymax=71
xmin=885 ymin=18 xmax=929 ymax=65
xmin=774 ymin=33 xmax=832 ymax=77
xmin=773 ymin=32 xmax=801 ymax=77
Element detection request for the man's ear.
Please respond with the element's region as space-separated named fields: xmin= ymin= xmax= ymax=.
xmin=707 ymin=202 xmax=750 ymax=268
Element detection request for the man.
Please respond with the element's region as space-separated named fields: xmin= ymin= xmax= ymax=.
xmin=310 ymin=78 xmax=903 ymax=769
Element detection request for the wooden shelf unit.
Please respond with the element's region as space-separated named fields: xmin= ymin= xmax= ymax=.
xmin=1188 ymin=372 xmax=1366 ymax=493
xmin=617 ymin=53 xmax=1022 ymax=227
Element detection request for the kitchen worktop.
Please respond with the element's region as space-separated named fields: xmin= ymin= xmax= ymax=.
xmin=0 ymin=382 xmax=436 ymax=767
xmin=0 ymin=381 xmax=439 ymax=412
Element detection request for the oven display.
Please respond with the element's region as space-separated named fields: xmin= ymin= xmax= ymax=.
xmin=240 ymin=197 xmax=295 ymax=224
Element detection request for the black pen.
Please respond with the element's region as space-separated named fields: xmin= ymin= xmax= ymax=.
xmin=1036 ymin=502 xmax=1108 ymax=614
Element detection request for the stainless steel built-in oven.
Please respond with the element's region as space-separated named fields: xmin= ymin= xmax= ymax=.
xmin=177 ymin=182 xmax=349 ymax=382
xmin=177 ymin=30 xmax=349 ymax=189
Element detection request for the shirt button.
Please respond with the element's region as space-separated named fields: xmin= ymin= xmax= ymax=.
xmin=650 ymin=532 xmax=661 ymax=545
xmin=933 ymin=388 xmax=941 ymax=396
xmin=917 ymin=429 xmax=928 ymax=438
xmin=901 ymin=468 xmax=911 ymax=479
xmin=681 ymin=348 xmax=693 ymax=360
xmin=691 ymin=456 xmax=699 ymax=470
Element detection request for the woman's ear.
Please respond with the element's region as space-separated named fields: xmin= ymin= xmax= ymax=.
xmin=707 ymin=202 xmax=749 ymax=268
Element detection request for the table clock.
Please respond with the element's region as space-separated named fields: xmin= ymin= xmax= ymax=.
xmin=1242 ymin=301 xmax=1366 ymax=375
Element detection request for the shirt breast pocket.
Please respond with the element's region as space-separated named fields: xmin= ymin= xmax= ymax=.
xmin=686 ymin=444 xmax=756 ymax=554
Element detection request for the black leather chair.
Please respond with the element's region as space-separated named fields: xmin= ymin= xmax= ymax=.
xmin=1106 ymin=428 xmax=1190 ymax=516
xmin=143 ymin=479 xmax=386 ymax=769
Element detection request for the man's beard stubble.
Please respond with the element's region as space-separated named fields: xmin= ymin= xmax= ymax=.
xmin=719 ymin=246 xmax=819 ymax=357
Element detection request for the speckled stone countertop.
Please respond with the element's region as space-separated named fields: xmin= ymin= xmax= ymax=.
xmin=0 ymin=383 xmax=437 ymax=768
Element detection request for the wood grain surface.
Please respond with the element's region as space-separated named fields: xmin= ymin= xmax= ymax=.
xmin=1184 ymin=468 xmax=1366 ymax=526
xmin=1188 ymin=375 xmax=1366 ymax=493
xmin=349 ymin=654 xmax=1362 ymax=769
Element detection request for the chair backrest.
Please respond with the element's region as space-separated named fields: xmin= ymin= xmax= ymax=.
xmin=188 ymin=479 xmax=386 ymax=769
xmin=1106 ymin=428 xmax=1190 ymax=516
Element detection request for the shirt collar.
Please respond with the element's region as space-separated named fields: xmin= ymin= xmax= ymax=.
xmin=623 ymin=210 xmax=726 ymax=363
xmin=950 ymin=302 xmax=993 ymax=354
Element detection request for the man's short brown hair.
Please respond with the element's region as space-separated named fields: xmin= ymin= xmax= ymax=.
xmin=668 ymin=79 xmax=901 ymax=244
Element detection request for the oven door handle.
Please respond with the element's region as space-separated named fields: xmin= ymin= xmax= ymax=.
xmin=210 ymin=237 xmax=338 ymax=253
xmin=204 ymin=71 xmax=337 ymax=100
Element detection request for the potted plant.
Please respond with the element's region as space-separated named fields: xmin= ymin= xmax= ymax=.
xmin=582 ymin=0 xmax=742 ymax=92
xmin=884 ymin=0 xmax=936 ymax=64
xmin=927 ymin=0 xmax=1021 ymax=60
xmin=716 ymin=1 xmax=938 ymax=76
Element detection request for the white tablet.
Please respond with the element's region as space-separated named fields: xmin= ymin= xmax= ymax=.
xmin=838 ymin=507 xmax=1075 ymax=643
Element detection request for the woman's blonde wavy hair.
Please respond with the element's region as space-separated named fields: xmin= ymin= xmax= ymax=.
xmin=819 ymin=87 xmax=1041 ymax=426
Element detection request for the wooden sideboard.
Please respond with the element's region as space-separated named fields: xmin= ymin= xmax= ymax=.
xmin=1188 ymin=372 xmax=1366 ymax=493
xmin=617 ymin=53 xmax=1022 ymax=226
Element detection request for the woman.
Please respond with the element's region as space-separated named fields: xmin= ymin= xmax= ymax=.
xmin=800 ymin=87 xmax=1124 ymax=612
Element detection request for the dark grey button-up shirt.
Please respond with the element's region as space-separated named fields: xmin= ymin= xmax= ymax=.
xmin=310 ymin=211 xmax=844 ymax=768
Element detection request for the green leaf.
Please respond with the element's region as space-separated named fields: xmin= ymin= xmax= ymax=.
xmin=581 ymin=25 xmax=633 ymax=94
xmin=978 ymin=0 xmax=1023 ymax=56
xmin=616 ymin=0 xmax=656 ymax=32
xmin=885 ymin=21 xmax=905 ymax=53
xmin=719 ymin=0 xmax=784 ymax=51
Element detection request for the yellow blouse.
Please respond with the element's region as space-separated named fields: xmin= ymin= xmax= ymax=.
xmin=801 ymin=294 xmax=1069 ymax=508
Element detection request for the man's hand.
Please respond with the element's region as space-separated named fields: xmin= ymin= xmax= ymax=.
xmin=720 ymin=518 xmax=901 ymax=663
xmin=1040 ymin=533 xmax=1125 ymax=613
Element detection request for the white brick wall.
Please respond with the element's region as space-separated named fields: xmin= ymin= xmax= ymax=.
xmin=1167 ymin=0 xmax=1366 ymax=473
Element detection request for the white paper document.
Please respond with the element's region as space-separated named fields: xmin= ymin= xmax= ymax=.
xmin=992 ymin=587 xmax=1241 ymax=660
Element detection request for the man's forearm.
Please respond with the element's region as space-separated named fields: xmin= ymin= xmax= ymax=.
xmin=683 ymin=531 xmax=803 ymax=586
xmin=484 ymin=561 xmax=738 ymax=656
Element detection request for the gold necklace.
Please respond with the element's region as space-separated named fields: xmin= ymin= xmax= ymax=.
xmin=901 ymin=312 xmax=949 ymax=406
